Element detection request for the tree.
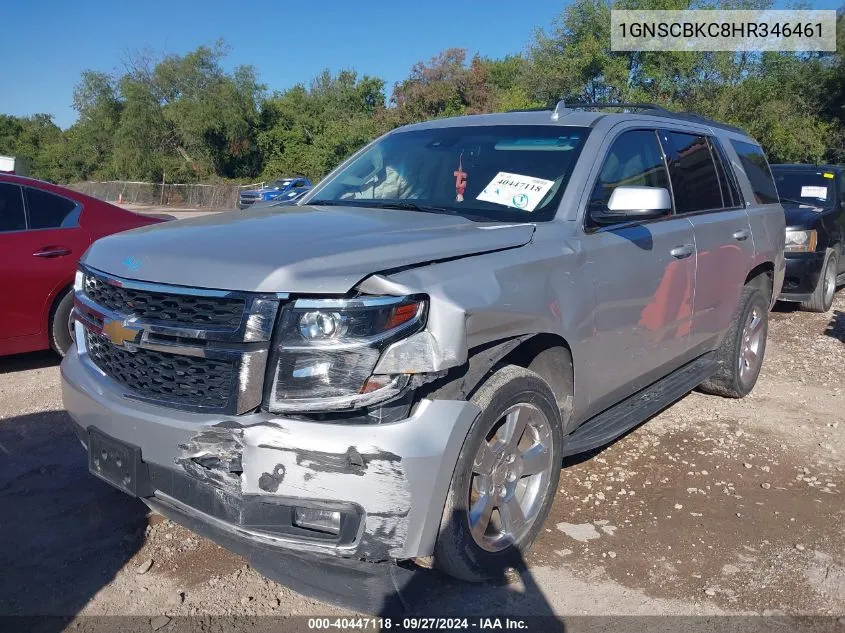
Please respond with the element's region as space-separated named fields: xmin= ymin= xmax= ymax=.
xmin=3 ymin=20 xmax=844 ymax=185
xmin=69 ymin=71 xmax=122 ymax=179
xmin=0 ymin=113 xmax=64 ymax=182
xmin=257 ymin=70 xmax=388 ymax=181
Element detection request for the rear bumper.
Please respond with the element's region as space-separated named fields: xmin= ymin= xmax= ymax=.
xmin=779 ymin=252 xmax=827 ymax=302
xmin=61 ymin=348 xmax=479 ymax=563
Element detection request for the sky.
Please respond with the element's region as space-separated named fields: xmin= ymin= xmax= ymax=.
xmin=0 ymin=0 xmax=840 ymax=130
xmin=0 ymin=0 xmax=564 ymax=129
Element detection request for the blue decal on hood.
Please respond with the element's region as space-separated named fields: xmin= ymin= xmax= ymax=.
xmin=123 ymin=256 xmax=142 ymax=272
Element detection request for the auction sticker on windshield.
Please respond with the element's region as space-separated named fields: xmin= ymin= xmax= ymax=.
xmin=477 ymin=172 xmax=555 ymax=211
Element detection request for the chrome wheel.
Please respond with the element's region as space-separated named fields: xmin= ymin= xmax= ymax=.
xmin=823 ymin=260 xmax=836 ymax=308
xmin=739 ymin=306 xmax=765 ymax=383
xmin=468 ymin=403 xmax=553 ymax=552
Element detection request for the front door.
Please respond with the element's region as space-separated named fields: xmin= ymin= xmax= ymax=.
xmin=580 ymin=129 xmax=697 ymax=415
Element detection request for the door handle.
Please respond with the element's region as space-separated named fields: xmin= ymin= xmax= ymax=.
xmin=670 ymin=245 xmax=694 ymax=259
xmin=33 ymin=247 xmax=71 ymax=258
xmin=733 ymin=229 xmax=750 ymax=241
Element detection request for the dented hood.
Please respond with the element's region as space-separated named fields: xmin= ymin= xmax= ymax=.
xmin=82 ymin=205 xmax=535 ymax=293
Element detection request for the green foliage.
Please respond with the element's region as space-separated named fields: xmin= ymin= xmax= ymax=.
xmin=0 ymin=113 xmax=64 ymax=182
xmin=1 ymin=14 xmax=843 ymax=185
xmin=524 ymin=0 xmax=842 ymax=163
xmin=257 ymin=70 xmax=388 ymax=181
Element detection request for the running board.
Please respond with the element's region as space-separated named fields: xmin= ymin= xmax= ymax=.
xmin=562 ymin=353 xmax=718 ymax=457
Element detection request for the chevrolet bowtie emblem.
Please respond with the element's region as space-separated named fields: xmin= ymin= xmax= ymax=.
xmin=102 ymin=318 xmax=141 ymax=347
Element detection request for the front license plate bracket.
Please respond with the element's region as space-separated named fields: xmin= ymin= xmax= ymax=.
xmin=88 ymin=427 xmax=151 ymax=497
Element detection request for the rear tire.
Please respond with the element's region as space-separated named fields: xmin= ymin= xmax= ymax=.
xmin=50 ymin=289 xmax=75 ymax=357
xmin=699 ymin=285 xmax=768 ymax=398
xmin=433 ymin=365 xmax=564 ymax=582
xmin=801 ymin=250 xmax=837 ymax=313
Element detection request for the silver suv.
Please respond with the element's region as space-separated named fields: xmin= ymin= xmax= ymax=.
xmin=62 ymin=102 xmax=785 ymax=605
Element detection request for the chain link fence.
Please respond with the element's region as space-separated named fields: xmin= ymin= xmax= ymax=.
xmin=69 ymin=181 xmax=266 ymax=210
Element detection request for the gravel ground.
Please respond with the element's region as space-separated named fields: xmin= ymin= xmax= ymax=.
xmin=0 ymin=295 xmax=843 ymax=624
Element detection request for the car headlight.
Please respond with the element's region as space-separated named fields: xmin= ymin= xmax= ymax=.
xmin=784 ymin=229 xmax=817 ymax=253
xmin=265 ymin=295 xmax=427 ymax=413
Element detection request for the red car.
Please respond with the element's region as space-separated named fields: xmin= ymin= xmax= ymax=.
xmin=0 ymin=174 xmax=164 ymax=357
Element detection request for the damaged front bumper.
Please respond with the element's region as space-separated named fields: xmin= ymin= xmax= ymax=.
xmin=61 ymin=349 xmax=479 ymax=564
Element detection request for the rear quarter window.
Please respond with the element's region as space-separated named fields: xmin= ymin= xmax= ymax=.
xmin=24 ymin=187 xmax=79 ymax=229
xmin=0 ymin=183 xmax=26 ymax=232
xmin=730 ymin=140 xmax=779 ymax=205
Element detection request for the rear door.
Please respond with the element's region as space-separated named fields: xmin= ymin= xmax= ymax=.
xmin=838 ymin=172 xmax=845 ymax=274
xmin=659 ymin=130 xmax=755 ymax=353
xmin=0 ymin=185 xmax=91 ymax=341
xmin=580 ymin=128 xmax=697 ymax=414
xmin=0 ymin=182 xmax=32 ymax=341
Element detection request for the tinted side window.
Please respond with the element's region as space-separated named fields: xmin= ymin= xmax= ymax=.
xmin=730 ymin=140 xmax=779 ymax=204
xmin=709 ymin=138 xmax=742 ymax=208
xmin=588 ymin=130 xmax=670 ymax=223
xmin=662 ymin=132 xmax=723 ymax=213
xmin=24 ymin=187 xmax=78 ymax=229
xmin=0 ymin=183 xmax=26 ymax=232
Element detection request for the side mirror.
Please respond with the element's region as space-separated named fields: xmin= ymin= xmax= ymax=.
xmin=593 ymin=186 xmax=672 ymax=224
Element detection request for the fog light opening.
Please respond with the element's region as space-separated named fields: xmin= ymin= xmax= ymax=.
xmin=293 ymin=507 xmax=342 ymax=535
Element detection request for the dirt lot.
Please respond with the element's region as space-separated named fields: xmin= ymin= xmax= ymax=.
xmin=0 ymin=295 xmax=843 ymax=624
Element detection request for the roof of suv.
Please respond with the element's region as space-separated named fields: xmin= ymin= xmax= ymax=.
xmin=772 ymin=163 xmax=843 ymax=173
xmin=401 ymin=102 xmax=749 ymax=138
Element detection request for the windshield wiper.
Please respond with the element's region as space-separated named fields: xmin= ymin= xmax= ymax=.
xmin=364 ymin=201 xmax=457 ymax=214
xmin=308 ymin=198 xmax=490 ymax=221
xmin=781 ymin=196 xmax=827 ymax=207
xmin=366 ymin=201 xmax=495 ymax=222
xmin=312 ymin=198 xmax=461 ymax=215
xmin=308 ymin=199 xmax=350 ymax=206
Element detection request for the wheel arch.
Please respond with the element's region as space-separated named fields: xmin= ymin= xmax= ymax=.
xmin=745 ymin=262 xmax=774 ymax=303
xmin=422 ymin=333 xmax=575 ymax=427
xmin=44 ymin=278 xmax=75 ymax=334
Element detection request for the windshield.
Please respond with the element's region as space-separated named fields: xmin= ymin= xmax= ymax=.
xmin=269 ymin=180 xmax=293 ymax=190
xmin=309 ymin=125 xmax=590 ymax=222
xmin=771 ymin=169 xmax=838 ymax=209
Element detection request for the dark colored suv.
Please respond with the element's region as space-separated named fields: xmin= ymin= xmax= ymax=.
xmin=771 ymin=164 xmax=845 ymax=312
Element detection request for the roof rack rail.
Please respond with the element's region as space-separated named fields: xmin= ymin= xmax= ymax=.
xmin=564 ymin=102 xmax=671 ymax=112
xmin=505 ymin=106 xmax=554 ymax=113
xmin=507 ymin=99 xmax=748 ymax=135
xmin=555 ymin=101 xmax=747 ymax=135
xmin=642 ymin=110 xmax=748 ymax=135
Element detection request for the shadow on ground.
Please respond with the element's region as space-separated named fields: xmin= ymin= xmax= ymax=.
xmin=398 ymin=561 xmax=564 ymax=628
xmin=0 ymin=410 xmax=148 ymax=627
xmin=825 ymin=310 xmax=845 ymax=344
xmin=0 ymin=351 xmax=60 ymax=374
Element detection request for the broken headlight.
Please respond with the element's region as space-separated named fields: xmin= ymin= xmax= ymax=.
xmin=265 ymin=295 xmax=427 ymax=413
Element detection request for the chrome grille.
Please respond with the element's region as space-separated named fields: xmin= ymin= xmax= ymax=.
xmin=83 ymin=271 xmax=245 ymax=329
xmin=75 ymin=266 xmax=283 ymax=415
xmin=85 ymin=330 xmax=234 ymax=410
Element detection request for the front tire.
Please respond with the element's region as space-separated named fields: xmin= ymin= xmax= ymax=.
xmin=50 ymin=288 xmax=75 ymax=357
xmin=699 ymin=285 xmax=768 ymax=398
xmin=801 ymin=250 xmax=838 ymax=313
xmin=433 ymin=365 xmax=563 ymax=581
